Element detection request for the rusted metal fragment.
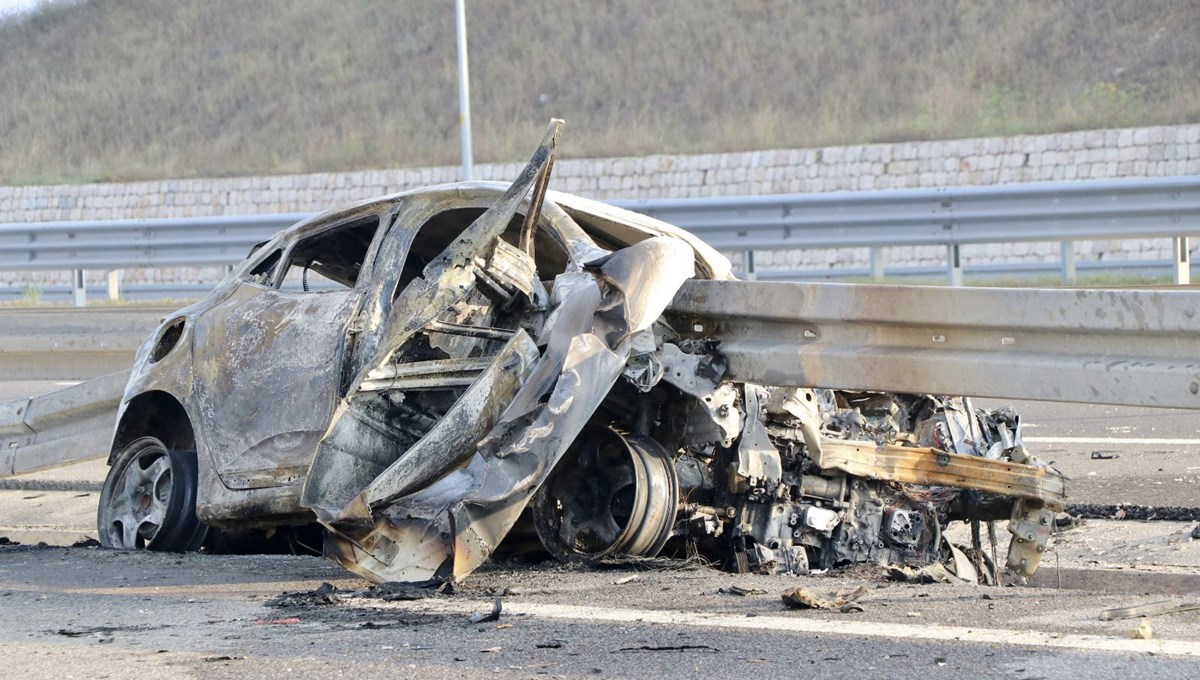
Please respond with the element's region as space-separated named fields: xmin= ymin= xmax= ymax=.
xmin=812 ymin=438 xmax=1066 ymax=504
xmin=1006 ymin=498 xmax=1055 ymax=576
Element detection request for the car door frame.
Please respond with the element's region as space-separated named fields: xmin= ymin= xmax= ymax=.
xmin=188 ymin=204 xmax=397 ymax=491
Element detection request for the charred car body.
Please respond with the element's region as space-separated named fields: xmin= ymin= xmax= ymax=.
xmin=98 ymin=122 xmax=1066 ymax=584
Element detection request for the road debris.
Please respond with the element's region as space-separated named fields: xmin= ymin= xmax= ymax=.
xmin=468 ymin=598 xmax=503 ymax=624
xmin=718 ymin=585 xmax=767 ymax=596
xmin=1131 ymin=619 xmax=1154 ymax=640
xmin=613 ymin=575 xmax=640 ymax=585
xmin=781 ymin=585 xmax=868 ymax=611
xmin=617 ymin=644 xmax=719 ymax=653
xmin=372 ymin=580 xmax=446 ymax=601
xmin=270 ymin=582 xmax=341 ymax=607
xmin=1065 ymin=504 xmax=1200 ymax=522
xmin=1090 ymin=451 xmax=1120 ymax=460
xmin=1099 ymin=600 xmax=1200 ymax=621
xmin=886 ymin=562 xmax=971 ymax=585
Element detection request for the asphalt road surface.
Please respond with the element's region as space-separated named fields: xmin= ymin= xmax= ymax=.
xmin=3 ymin=544 xmax=1200 ymax=679
xmin=2 ymin=382 xmax=1200 ymax=678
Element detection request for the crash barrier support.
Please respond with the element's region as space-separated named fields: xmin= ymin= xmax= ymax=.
xmin=3 ymin=177 xmax=1200 ymax=305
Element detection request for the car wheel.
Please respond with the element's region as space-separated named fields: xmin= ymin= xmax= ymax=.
xmin=97 ymin=436 xmax=208 ymax=551
xmin=531 ymin=428 xmax=678 ymax=562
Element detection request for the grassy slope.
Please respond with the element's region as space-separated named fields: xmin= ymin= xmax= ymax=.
xmin=1 ymin=0 xmax=1197 ymax=184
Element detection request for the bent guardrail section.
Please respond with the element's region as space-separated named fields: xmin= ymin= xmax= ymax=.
xmin=0 ymin=370 xmax=129 ymax=478
xmin=668 ymin=280 xmax=1200 ymax=409
xmin=7 ymin=276 xmax=1200 ymax=478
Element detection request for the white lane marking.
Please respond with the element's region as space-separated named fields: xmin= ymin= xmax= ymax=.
xmin=1025 ymin=436 xmax=1200 ymax=446
xmin=373 ymin=599 xmax=1200 ymax=657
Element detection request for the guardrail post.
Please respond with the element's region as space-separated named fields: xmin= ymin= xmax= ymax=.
xmin=1061 ymin=241 xmax=1077 ymax=285
xmin=743 ymin=250 xmax=757 ymax=281
xmin=72 ymin=270 xmax=86 ymax=307
xmin=869 ymin=247 xmax=884 ymax=282
xmin=947 ymin=244 xmax=963 ymax=286
xmin=1174 ymin=237 xmax=1191 ymax=285
xmin=106 ymin=270 xmax=123 ymax=302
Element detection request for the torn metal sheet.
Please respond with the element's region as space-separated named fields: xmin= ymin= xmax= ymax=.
xmin=95 ymin=119 xmax=1088 ymax=587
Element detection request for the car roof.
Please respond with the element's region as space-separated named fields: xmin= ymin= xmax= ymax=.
xmin=278 ymin=181 xmax=733 ymax=280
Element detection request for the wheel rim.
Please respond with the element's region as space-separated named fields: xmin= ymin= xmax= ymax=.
xmin=533 ymin=428 xmax=678 ymax=560
xmin=102 ymin=440 xmax=172 ymax=549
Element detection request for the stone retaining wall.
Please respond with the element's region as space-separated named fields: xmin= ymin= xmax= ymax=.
xmin=3 ymin=123 xmax=1199 ymax=290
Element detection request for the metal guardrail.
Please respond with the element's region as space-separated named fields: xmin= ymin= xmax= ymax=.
xmin=0 ymin=213 xmax=306 ymax=270
xmin=1 ymin=176 xmax=1199 ymax=303
xmin=669 ymin=280 xmax=1200 ymax=409
xmin=9 ymin=273 xmax=1200 ymax=477
xmin=0 ymin=370 xmax=130 ymax=477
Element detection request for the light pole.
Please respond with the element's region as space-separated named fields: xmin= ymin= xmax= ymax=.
xmin=455 ymin=0 xmax=473 ymax=181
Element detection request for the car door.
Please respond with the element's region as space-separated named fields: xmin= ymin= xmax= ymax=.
xmin=191 ymin=212 xmax=385 ymax=490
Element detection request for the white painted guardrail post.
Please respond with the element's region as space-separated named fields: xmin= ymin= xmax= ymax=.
xmin=947 ymin=244 xmax=963 ymax=286
xmin=106 ymin=270 xmax=122 ymax=302
xmin=1061 ymin=241 xmax=1077 ymax=285
xmin=1174 ymin=237 xmax=1191 ymax=285
xmin=72 ymin=269 xmax=86 ymax=307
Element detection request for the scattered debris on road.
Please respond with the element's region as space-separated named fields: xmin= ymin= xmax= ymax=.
xmin=617 ymin=644 xmax=719 ymax=653
xmin=270 ymin=582 xmax=342 ymax=607
xmin=1065 ymin=504 xmax=1200 ymax=522
xmin=1099 ymin=600 xmax=1200 ymax=621
xmin=717 ymin=585 xmax=767 ymax=596
xmin=468 ymin=598 xmax=503 ymax=624
xmin=886 ymin=562 xmax=971 ymax=585
xmin=781 ymin=584 xmax=868 ymax=611
xmin=1131 ymin=619 xmax=1154 ymax=640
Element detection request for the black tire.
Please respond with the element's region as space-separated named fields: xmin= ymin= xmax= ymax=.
xmin=97 ymin=436 xmax=208 ymax=552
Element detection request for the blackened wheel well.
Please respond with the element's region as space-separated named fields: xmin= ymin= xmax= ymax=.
xmin=109 ymin=391 xmax=195 ymax=464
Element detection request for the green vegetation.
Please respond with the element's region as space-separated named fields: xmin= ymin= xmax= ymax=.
xmin=1 ymin=0 xmax=1197 ymax=184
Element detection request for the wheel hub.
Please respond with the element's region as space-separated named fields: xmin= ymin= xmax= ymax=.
xmin=532 ymin=428 xmax=679 ymax=561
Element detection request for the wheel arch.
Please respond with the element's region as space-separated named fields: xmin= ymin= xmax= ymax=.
xmin=109 ymin=391 xmax=196 ymax=464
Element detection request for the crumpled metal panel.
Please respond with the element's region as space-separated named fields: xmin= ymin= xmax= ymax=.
xmin=318 ymin=235 xmax=695 ymax=583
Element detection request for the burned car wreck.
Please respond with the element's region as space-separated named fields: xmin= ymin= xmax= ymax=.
xmin=98 ymin=121 xmax=1066 ymax=585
